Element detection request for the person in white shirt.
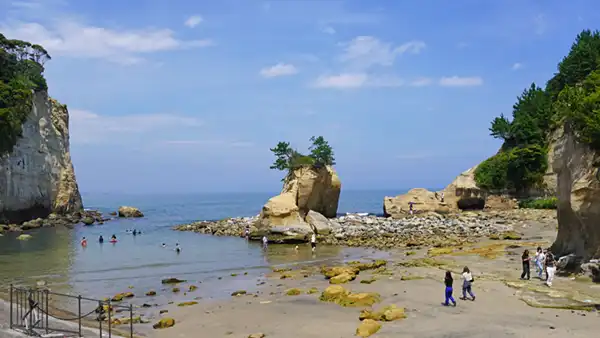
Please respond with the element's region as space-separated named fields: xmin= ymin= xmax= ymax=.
xmin=534 ymin=247 xmax=545 ymax=279
xmin=262 ymin=236 xmax=268 ymax=250
xmin=310 ymin=233 xmax=317 ymax=252
xmin=460 ymin=266 xmax=476 ymax=301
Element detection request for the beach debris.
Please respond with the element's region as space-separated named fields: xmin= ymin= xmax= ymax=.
xmin=285 ymin=288 xmax=302 ymax=296
xmin=356 ymin=319 xmax=381 ymax=337
xmin=161 ymin=278 xmax=186 ymax=284
xmin=319 ymin=285 xmax=380 ymax=307
xmin=153 ymin=317 xmax=175 ymax=329
xmin=177 ymin=301 xmax=198 ymax=307
xmin=159 ymin=309 xmax=168 ymax=314
xmin=359 ymin=304 xmax=406 ymax=322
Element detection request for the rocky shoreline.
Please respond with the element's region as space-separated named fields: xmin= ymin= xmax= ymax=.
xmin=0 ymin=210 xmax=110 ymax=234
xmin=173 ymin=209 xmax=557 ymax=249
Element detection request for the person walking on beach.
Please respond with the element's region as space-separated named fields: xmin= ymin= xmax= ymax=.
xmin=534 ymin=247 xmax=545 ymax=279
xmin=310 ymin=233 xmax=317 ymax=252
xmin=545 ymin=249 xmax=557 ymax=286
xmin=442 ymin=271 xmax=457 ymax=307
xmin=262 ymin=235 xmax=268 ymax=250
xmin=460 ymin=266 xmax=476 ymax=301
xmin=521 ymin=249 xmax=531 ymax=280
xmin=408 ymin=202 xmax=414 ymax=215
xmin=440 ymin=192 xmax=445 ymax=203
xmin=244 ymin=225 xmax=250 ymax=240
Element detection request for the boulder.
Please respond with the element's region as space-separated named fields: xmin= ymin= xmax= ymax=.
xmin=384 ymin=188 xmax=451 ymax=218
xmin=118 ymin=206 xmax=144 ymax=218
xmin=257 ymin=166 xmax=341 ymax=240
xmin=551 ymin=124 xmax=600 ymax=261
xmin=305 ymin=210 xmax=332 ymax=234
xmin=356 ymin=319 xmax=381 ymax=337
xmin=17 ymin=234 xmax=32 ymax=240
xmin=152 ymin=318 xmax=175 ymax=329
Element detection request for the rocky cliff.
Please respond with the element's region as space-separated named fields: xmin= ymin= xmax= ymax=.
xmin=0 ymin=91 xmax=83 ymax=224
xmin=551 ymin=124 xmax=600 ymax=260
xmin=256 ymin=165 xmax=341 ymax=241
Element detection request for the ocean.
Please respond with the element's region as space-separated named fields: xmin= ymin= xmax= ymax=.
xmin=0 ymin=189 xmax=404 ymax=315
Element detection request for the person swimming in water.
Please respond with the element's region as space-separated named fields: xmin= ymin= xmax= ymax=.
xmin=110 ymin=234 xmax=117 ymax=243
xmin=175 ymin=243 xmax=181 ymax=254
xmin=81 ymin=237 xmax=87 ymax=247
xmin=133 ymin=229 xmax=137 ymax=236
xmin=161 ymin=243 xmax=166 ymax=248
xmin=99 ymin=235 xmax=104 ymax=244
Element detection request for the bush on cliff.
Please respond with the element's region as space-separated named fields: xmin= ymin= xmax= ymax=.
xmin=518 ymin=197 xmax=558 ymax=209
xmin=475 ymin=29 xmax=600 ymax=192
xmin=0 ymin=34 xmax=50 ymax=155
xmin=270 ymin=136 xmax=335 ymax=178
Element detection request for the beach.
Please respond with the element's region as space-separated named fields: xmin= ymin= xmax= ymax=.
xmin=150 ymin=212 xmax=600 ymax=338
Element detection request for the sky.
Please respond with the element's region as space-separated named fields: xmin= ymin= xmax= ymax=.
xmin=0 ymin=0 xmax=598 ymax=194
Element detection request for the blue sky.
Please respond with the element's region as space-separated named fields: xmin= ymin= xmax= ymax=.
xmin=1 ymin=0 xmax=598 ymax=194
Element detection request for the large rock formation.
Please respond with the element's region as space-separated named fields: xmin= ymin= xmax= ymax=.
xmin=551 ymin=124 xmax=600 ymax=260
xmin=256 ymin=165 xmax=341 ymax=241
xmin=0 ymin=92 xmax=83 ymax=224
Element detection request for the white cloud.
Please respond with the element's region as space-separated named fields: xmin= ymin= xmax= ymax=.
xmin=163 ymin=140 xmax=254 ymax=148
xmin=322 ymin=26 xmax=336 ymax=34
xmin=339 ymin=36 xmax=426 ymax=69
xmin=410 ymin=77 xmax=433 ymax=87
xmin=439 ymin=76 xmax=483 ymax=87
xmin=184 ymin=15 xmax=203 ymax=28
xmin=512 ymin=62 xmax=523 ymax=70
xmin=70 ymin=109 xmax=203 ymax=144
xmin=312 ymin=73 xmax=367 ymax=88
xmin=312 ymin=73 xmax=404 ymax=89
xmin=533 ymin=14 xmax=546 ymax=35
xmin=259 ymin=63 xmax=298 ymax=78
xmin=1 ymin=19 xmax=213 ymax=64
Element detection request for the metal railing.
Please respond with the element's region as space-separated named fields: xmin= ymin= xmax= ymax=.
xmin=8 ymin=284 xmax=134 ymax=337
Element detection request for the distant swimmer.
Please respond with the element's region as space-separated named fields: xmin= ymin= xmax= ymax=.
xmin=161 ymin=243 xmax=166 ymax=248
xmin=133 ymin=229 xmax=138 ymax=236
xmin=99 ymin=235 xmax=104 ymax=244
xmin=81 ymin=237 xmax=87 ymax=247
xmin=175 ymin=243 xmax=181 ymax=254
xmin=110 ymin=234 xmax=117 ymax=243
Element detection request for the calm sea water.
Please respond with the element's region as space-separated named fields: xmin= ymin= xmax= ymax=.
xmin=0 ymin=189 xmax=405 ymax=313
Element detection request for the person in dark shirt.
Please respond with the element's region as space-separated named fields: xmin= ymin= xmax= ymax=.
xmin=442 ymin=271 xmax=457 ymax=306
xmin=98 ymin=235 xmax=104 ymax=244
xmin=520 ymin=249 xmax=531 ymax=280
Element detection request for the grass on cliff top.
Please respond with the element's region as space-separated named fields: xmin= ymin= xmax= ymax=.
xmin=0 ymin=34 xmax=50 ymax=155
xmin=475 ymin=30 xmax=600 ymax=193
xmin=518 ymin=197 xmax=558 ymax=210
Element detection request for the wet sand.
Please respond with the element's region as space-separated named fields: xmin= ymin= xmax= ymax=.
xmin=150 ymin=217 xmax=600 ymax=338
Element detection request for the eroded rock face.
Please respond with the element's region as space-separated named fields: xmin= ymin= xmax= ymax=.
xmin=0 ymin=93 xmax=83 ymax=224
xmin=551 ymin=124 xmax=600 ymax=260
xmin=257 ymin=166 xmax=341 ymax=238
xmin=383 ymin=188 xmax=451 ymax=218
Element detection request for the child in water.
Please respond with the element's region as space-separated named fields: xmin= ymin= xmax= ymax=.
xmin=99 ymin=235 xmax=104 ymax=244
xmin=175 ymin=243 xmax=181 ymax=254
xmin=442 ymin=271 xmax=457 ymax=307
xmin=80 ymin=237 xmax=87 ymax=247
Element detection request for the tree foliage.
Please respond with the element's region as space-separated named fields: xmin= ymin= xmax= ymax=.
xmin=476 ymin=29 xmax=600 ymax=193
xmin=269 ymin=136 xmax=335 ymax=177
xmin=0 ymin=33 xmax=50 ymax=155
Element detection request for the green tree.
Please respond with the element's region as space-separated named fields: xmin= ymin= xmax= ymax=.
xmin=269 ymin=141 xmax=293 ymax=171
xmin=489 ymin=113 xmax=512 ymax=142
xmin=506 ymin=145 xmax=548 ymax=193
xmin=309 ymin=136 xmax=335 ymax=166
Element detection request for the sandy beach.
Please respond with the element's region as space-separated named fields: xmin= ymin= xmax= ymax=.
xmin=149 ymin=214 xmax=600 ymax=338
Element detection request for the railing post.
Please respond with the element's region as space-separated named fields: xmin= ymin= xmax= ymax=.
xmin=98 ymin=301 xmax=103 ymax=338
xmin=45 ymin=290 xmax=49 ymax=334
xmin=129 ymin=304 xmax=133 ymax=338
xmin=28 ymin=290 xmax=32 ymax=335
xmin=9 ymin=284 xmax=13 ymax=330
xmin=77 ymin=295 xmax=82 ymax=337
xmin=107 ymin=300 xmax=112 ymax=338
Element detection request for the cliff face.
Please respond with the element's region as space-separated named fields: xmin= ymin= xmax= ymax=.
xmin=0 ymin=91 xmax=83 ymax=224
xmin=551 ymin=124 xmax=600 ymax=260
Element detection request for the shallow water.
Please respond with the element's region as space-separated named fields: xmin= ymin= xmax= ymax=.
xmin=0 ymin=190 xmax=402 ymax=314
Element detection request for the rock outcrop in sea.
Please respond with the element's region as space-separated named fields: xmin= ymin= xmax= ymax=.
xmin=0 ymin=92 xmax=84 ymax=228
xmin=551 ymin=124 xmax=600 ymax=261
xmin=254 ymin=165 xmax=341 ymax=241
